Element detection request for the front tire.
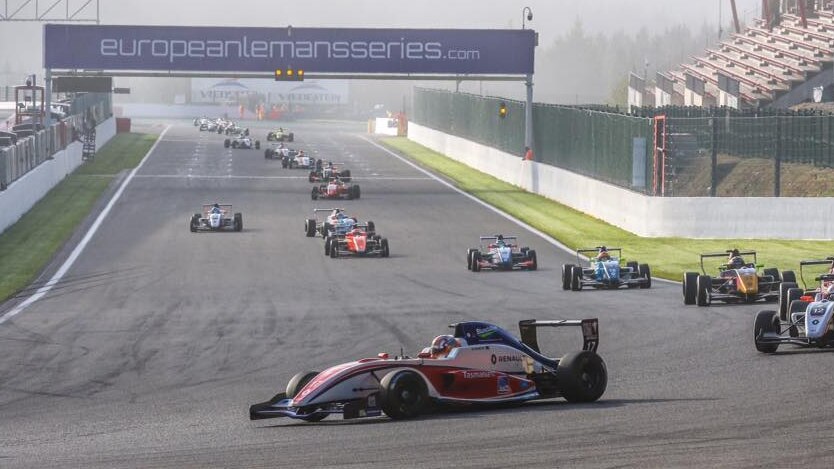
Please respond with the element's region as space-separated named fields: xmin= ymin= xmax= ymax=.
xmin=683 ymin=272 xmax=698 ymax=305
xmin=638 ymin=264 xmax=651 ymax=289
xmin=696 ymin=275 xmax=711 ymax=306
xmin=561 ymin=264 xmax=574 ymax=290
xmin=380 ymin=238 xmax=390 ymax=257
xmin=233 ymin=213 xmax=243 ymax=232
xmin=378 ymin=370 xmax=428 ymax=420
xmin=753 ymin=310 xmax=780 ymax=353
xmin=570 ymin=266 xmax=582 ymax=291
xmin=556 ymin=351 xmax=607 ymax=402
xmin=305 ymin=218 xmax=316 ymax=237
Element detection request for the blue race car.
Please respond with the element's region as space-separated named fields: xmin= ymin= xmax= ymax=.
xmin=467 ymin=235 xmax=537 ymax=272
xmin=562 ymin=246 xmax=651 ymax=291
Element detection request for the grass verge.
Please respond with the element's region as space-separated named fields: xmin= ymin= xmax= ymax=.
xmin=0 ymin=133 xmax=158 ymax=302
xmin=380 ymin=137 xmax=834 ymax=283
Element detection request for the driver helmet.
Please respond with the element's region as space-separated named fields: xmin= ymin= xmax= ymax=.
xmin=827 ymin=284 xmax=834 ymax=301
xmin=729 ymin=256 xmax=745 ymax=269
xmin=598 ymin=246 xmax=610 ymax=259
xmin=430 ymin=335 xmax=458 ymax=358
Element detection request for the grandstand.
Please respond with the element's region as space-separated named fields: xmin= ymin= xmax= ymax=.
xmin=634 ymin=0 xmax=834 ymax=109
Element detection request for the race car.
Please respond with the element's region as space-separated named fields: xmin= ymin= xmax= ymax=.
xmin=304 ymin=208 xmax=375 ymax=239
xmin=267 ymin=127 xmax=294 ymax=142
xmin=562 ymin=247 xmax=650 ymax=291
xmin=264 ymin=144 xmax=298 ymax=160
xmin=308 ymin=162 xmax=352 ymax=183
xmin=311 ymin=177 xmax=360 ymax=200
xmin=466 ymin=235 xmax=537 ymax=272
xmin=198 ymin=118 xmax=222 ymax=132
xmin=194 ymin=116 xmax=210 ymax=128
xmin=281 ymin=150 xmax=318 ymax=169
xmin=326 ymin=226 xmax=389 ymax=258
xmin=249 ymin=318 xmax=606 ymax=422
xmin=777 ymin=257 xmax=834 ymax=320
xmin=224 ymin=132 xmax=260 ymax=150
xmin=189 ymin=204 xmax=243 ymax=232
xmin=753 ymin=279 xmax=834 ymax=353
xmin=682 ymin=249 xmax=794 ymax=306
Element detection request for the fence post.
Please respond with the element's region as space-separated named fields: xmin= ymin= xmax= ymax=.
xmin=710 ymin=117 xmax=718 ymax=197
xmin=774 ymin=116 xmax=781 ymax=197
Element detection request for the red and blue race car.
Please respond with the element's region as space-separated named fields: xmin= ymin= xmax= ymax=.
xmin=249 ymin=319 xmax=606 ymax=422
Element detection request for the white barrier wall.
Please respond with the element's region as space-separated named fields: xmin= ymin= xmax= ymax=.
xmin=408 ymin=123 xmax=834 ymax=240
xmin=0 ymin=117 xmax=116 ymax=235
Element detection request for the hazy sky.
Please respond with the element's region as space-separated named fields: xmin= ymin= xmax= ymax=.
xmin=0 ymin=0 xmax=761 ymax=74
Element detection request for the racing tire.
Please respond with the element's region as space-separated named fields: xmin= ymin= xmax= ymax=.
xmin=638 ymin=264 xmax=651 ymax=289
xmin=322 ymin=222 xmax=331 ymax=239
xmin=626 ymin=261 xmax=638 ymax=273
xmin=570 ymin=266 xmax=582 ymax=291
xmin=311 ymin=187 xmax=319 ymax=200
xmin=305 ymin=219 xmax=316 ymax=237
xmin=753 ymin=310 xmax=780 ymax=353
xmin=556 ymin=351 xmax=607 ymax=403
xmin=255 ymin=141 xmax=260 ymax=150
xmin=471 ymin=252 xmax=481 ymax=272
xmin=380 ymin=238 xmax=390 ymax=258
xmin=288 ymin=133 xmax=294 ymax=142
xmin=527 ymin=250 xmax=538 ymax=271
xmin=562 ymin=264 xmax=574 ymax=290
xmin=285 ymin=371 xmax=327 ymax=422
xmin=233 ymin=213 xmax=243 ymax=232
xmin=353 ymin=185 xmax=361 ymax=200
xmin=787 ymin=299 xmax=808 ymax=337
xmin=264 ymin=150 xmax=270 ymax=159
xmin=324 ymin=237 xmax=332 ymax=256
xmin=696 ymin=275 xmax=712 ymax=306
xmin=329 ymin=239 xmax=339 ymax=258
xmin=224 ymin=139 xmax=230 ymax=148
xmin=778 ymin=282 xmax=798 ymax=321
xmin=781 ymin=270 xmax=796 ymax=284
xmin=467 ymin=249 xmax=477 ymax=270
xmin=367 ymin=221 xmax=375 ymax=234
xmin=683 ymin=272 xmax=698 ymax=305
xmin=308 ymin=171 xmax=316 ymax=183
xmin=378 ymin=370 xmax=428 ymax=420
xmin=282 ymin=158 xmax=288 ymax=168
xmin=763 ymin=268 xmax=779 ymax=284
xmin=341 ymin=170 xmax=351 ymax=182
xmin=189 ymin=214 xmax=199 ymax=233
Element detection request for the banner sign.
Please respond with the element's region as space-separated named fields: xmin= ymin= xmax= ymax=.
xmin=44 ymin=25 xmax=535 ymax=75
xmin=190 ymin=78 xmax=349 ymax=105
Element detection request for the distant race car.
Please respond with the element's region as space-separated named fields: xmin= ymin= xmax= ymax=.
xmin=682 ymin=249 xmax=794 ymax=306
xmin=304 ymin=208 xmax=374 ymax=239
xmin=189 ymin=204 xmax=243 ymax=232
xmin=264 ymin=145 xmax=297 ymax=160
xmin=562 ymin=247 xmax=651 ymax=291
xmin=754 ymin=273 xmax=834 ymax=353
xmin=249 ymin=318 xmax=606 ymax=422
xmin=281 ymin=150 xmax=318 ymax=169
xmin=194 ymin=116 xmax=210 ymax=128
xmin=224 ymin=133 xmax=260 ymax=150
xmin=776 ymin=257 xmax=834 ymax=321
xmin=308 ymin=162 xmax=352 ymax=182
xmin=267 ymin=128 xmax=294 ymax=142
xmin=326 ymin=226 xmax=389 ymax=258
xmin=311 ymin=177 xmax=360 ymax=200
xmin=466 ymin=235 xmax=537 ymax=272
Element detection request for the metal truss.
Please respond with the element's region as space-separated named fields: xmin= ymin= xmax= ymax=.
xmin=1 ymin=0 xmax=99 ymax=23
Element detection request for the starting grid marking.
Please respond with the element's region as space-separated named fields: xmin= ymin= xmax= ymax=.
xmin=132 ymin=174 xmax=432 ymax=180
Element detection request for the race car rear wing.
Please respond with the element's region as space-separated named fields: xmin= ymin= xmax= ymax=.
xmin=799 ymin=258 xmax=834 ymax=287
xmin=576 ymin=247 xmax=622 ymax=264
xmin=202 ymin=204 xmax=232 ymax=216
xmin=479 ymin=235 xmax=518 ymax=242
xmin=700 ymin=250 xmax=757 ymax=273
xmin=518 ymin=319 xmax=599 ymax=353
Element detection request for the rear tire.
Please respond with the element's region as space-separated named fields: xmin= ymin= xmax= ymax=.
xmin=353 ymin=185 xmax=361 ymax=199
xmin=367 ymin=221 xmax=375 ymax=234
xmin=527 ymin=250 xmax=537 ymax=271
xmin=471 ymin=252 xmax=481 ymax=272
xmin=683 ymin=272 xmax=698 ymax=305
xmin=224 ymin=139 xmax=230 ymax=148
xmin=380 ymin=238 xmax=390 ymax=257
xmin=556 ymin=351 xmax=607 ymax=402
xmin=189 ymin=214 xmax=199 ymax=232
xmin=638 ymin=264 xmax=651 ymax=289
xmin=696 ymin=275 xmax=711 ymax=306
xmin=753 ymin=310 xmax=780 ymax=353
xmin=778 ymin=282 xmax=798 ymax=321
xmin=378 ymin=370 xmax=428 ymax=420
xmin=233 ymin=213 xmax=243 ymax=232
xmin=467 ymin=249 xmax=477 ymax=270
xmin=324 ymin=237 xmax=332 ymax=256
xmin=781 ymin=270 xmax=796 ymax=284
xmin=311 ymin=187 xmax=319 ymax=200
xmin=329 ymin=239 xmax=339 ymax=258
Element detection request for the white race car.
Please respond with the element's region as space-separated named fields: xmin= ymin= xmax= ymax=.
xmin=190 ymin=204 xmax=243 ymax=232
xmin=224 ymin=133 xmax=260 ymax=150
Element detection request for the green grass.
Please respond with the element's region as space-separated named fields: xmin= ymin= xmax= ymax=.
xmin=380 ymin=137 xmax=834 ymax=283
xmin=0 ymin=133 xmax=158 ymax=302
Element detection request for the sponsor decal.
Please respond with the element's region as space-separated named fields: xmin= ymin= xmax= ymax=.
xmin=812 ymin=319 xmax=820 ymax=325
xmin=476 ymin=326 xmax=499 ymax=339
xmin=810 ymin=307 xmax=825 ymax=317
xmin=491 ymin=353 xmax=521 ymax=364
xmin=463 ymin=371 xmax=494 ymax=379
xmin=497 ymin=376 xmax=510 ymax=394
xmin=470 ymin=345 xmax=489 ymax=351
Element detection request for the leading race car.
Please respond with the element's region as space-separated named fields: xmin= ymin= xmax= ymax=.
xmin=189 ymin=203 xmax=243 ymax=232
xmin=224 ymin=132 xmax=260 ymax=150
xmin=682 ymin=249 xmax=794 ymax=306
xmin=326 ymin=226 xmax=389 ymax=258
xmin=304 ymin=208 xmax=374 ymax=239
xmin=562 ymin=246 xmax=650 ymax=291
xmin=753 ymin=280 xmax=834 ymax=353
xmin=249 ymin=318 xmax=606 ymax=422
xmin=466 ymin=235 xmax=537 ymax=272
xmin=267 ymin=127 xmax=294 ymax=142
xmin=311 ymin=177 xmax=360 ymax=200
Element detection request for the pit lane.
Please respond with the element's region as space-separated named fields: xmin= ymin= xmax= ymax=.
xmin=0 ymin=120 xmax=831 ymax=468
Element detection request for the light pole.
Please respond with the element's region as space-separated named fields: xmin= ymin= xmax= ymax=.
xmin=522 ymin=6 xmax=533 ymax=29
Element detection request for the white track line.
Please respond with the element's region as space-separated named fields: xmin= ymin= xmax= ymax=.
xmin=0 ymin=125 xmax=171 ymax=325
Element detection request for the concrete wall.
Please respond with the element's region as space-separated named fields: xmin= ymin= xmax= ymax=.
xmin=0 ymin=117 xmax=116 ymax=235
xmin=408 ymin=123 xmax=834 ymax=240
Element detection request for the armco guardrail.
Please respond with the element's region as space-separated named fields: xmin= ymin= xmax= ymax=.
xmin=408 ymin=122 xmax=834 ymax=240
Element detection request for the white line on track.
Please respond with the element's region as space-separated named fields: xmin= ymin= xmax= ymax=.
xmin=131 ymin=174 xmax=432 ymax=180
xmin=0 ymin=125 xmax=172 ymax=325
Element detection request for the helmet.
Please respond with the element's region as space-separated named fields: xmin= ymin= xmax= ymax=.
xmin=729 ymin=256 xmax=744 ymax=269
xmin=430 ymin=335 xmax=458 ymax=358
xmin=213 ymin=203 xmax=220 ymax=208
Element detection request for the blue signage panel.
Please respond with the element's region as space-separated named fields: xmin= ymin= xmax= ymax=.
xmin=44 ymin=25 xmax=534 ymax=75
